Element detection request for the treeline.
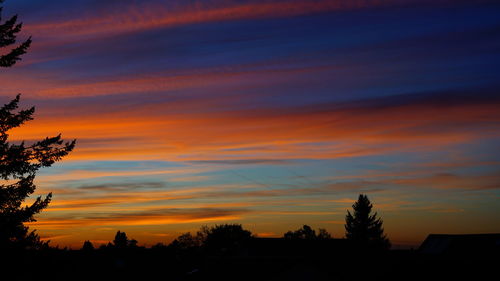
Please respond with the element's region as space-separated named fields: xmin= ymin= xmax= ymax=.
xmin=81 ymin=224 xmax=333 ymax=251
xmin=78 ymin=194 xmax=389 ymax=253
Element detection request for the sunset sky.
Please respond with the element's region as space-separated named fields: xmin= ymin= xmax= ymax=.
xmin=1 ymin=0 xmax=499 ymax=248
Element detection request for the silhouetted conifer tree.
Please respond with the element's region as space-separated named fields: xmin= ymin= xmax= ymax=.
xmin=0 ymin=0 xmax=75 ymax=249
xmin=0 ymin=2 xmax=75 ymax=249
xmin=0 ymin=95 xmax=75 ymax=250
xmin=0 ymin=0 xmax=31 ymax=67
xmin=345 ymin=194 xmax=390 ymax=250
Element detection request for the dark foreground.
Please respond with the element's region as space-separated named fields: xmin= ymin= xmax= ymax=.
xmin=3 ymin=246 xmax=497 ymax=281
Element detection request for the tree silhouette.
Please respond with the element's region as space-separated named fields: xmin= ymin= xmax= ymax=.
xmin=112 ymin=230 xmax=138 ymax=249
xmin=284 ymin=225 xmax=316 ymax=239
xmin=171 ymin=232 xmax=203 ymax=250
xmin=202 ymin=224 xmax=252 ymax=255
xmin=81 ymin=240 xmax=94 ymax=251
xmin=345 ymin=194 xmax=390 ymax=250
xmin=0 ymin=95 xmax=75 ymax=250
xmin=151 ymin=242 xmax=167 ymax=250
xmin=283 ymin=225 xmax=332 ymax=239
xmin=0 ymin=0 xmax=31 ymax=67
xmin=0 ymin=0 xmax=75 ymax=250
xmin=317 ymin=228 xmax=332 ymax=239
xmin=113 ymin=231 xmax=128 ymax=249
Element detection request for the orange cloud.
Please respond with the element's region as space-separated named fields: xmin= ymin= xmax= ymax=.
xmin=256 ymin=232 xmax=277 ymax=237
xmin=7 ymin=89 xmax=500 ymax=163
xmin=29 ymin=208 xmax=249 ymax=229
xmin=37 ymin=166 xmax=216 ymax=183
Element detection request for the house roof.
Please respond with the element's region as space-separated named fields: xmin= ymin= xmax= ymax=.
xmin=419 ymin=233 xmax=500 ymax=255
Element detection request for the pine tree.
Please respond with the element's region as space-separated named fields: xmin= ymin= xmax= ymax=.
xmin=0 ymin=95 xmax=76 ymax=249
xmin=0 ymin=0 xmax=32 ymax=67
xmin=0 ymin=1 xmax=75 ymax=249
xmin=345 ymin=194 xmax=390 ymax=250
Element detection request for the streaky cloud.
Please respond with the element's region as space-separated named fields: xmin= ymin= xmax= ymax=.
xmin=26 ymin=0 xmax=432 ymax=38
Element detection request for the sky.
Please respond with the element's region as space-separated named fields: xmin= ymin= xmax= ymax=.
xmin=1 ymin=0 xmax=499 ymax=248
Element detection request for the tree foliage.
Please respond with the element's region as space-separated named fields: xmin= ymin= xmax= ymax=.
xmin=82 ymin=240 xmax=94 ymax=251
xmin=183 ymin=224 xmax=253 ymax=255
xmin=112 ymin=230 xmax=138 ymax=249
xmin=0 ymin=95 xmax=75 ymax=249
xmin=170 ymin=231 xmax=203 ymax=250
xmin=317 ymin=228 xmax=332 ymax=239
xmin=0 ymin=0 xmax=75 ymax=250
xmin=0 ymin=0 xmax=31 ymax=67
xmin=204 ymin=224 xmax=252 ymax=247
xmin=283 ymin=225 xmax=332 ymax=240
xmin=345 ymin=194 xmax=390 ymax=250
